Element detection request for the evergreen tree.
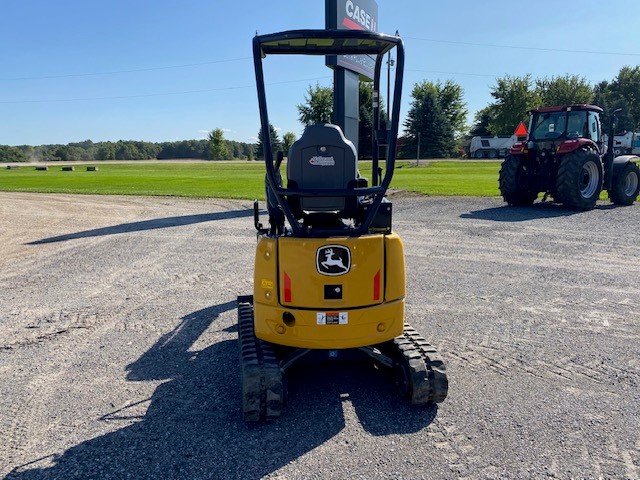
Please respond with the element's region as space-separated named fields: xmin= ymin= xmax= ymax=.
xmin=282 ymin=132 xmax=297 ymax=155
xmin=402 ymin=88 xmax=454 ymax=158
xmin=208 ymin=128 xmax=229 ymax=160
xmin=409 ymin=80 xmax=467 ymax=139
xmin=255 ymin=124 xmax=282 ymax=160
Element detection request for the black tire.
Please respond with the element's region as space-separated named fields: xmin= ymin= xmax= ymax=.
xmin=609 ymin=162 xmax=640 ymax=206
xmin=487 ymin=149 xmax=497 ymax=159
xmin=555 ymin=149 xmax=603 ymax=210
xmin=474 ymin=150 xmax=484 ymax=159
xmin=498 ymin=154 xmax=538 ymax=206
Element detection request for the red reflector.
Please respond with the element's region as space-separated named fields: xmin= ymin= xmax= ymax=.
xmin=284 ymin=272 xmax=291 ymax=303
xmin=373 ymin=270 xmax=381 ymax=301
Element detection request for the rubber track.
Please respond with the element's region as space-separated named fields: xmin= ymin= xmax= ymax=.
xmin=237 ymin=297 xmax=284 ymax=422
xmin=394 ymin=323 xmax=448 ymax=405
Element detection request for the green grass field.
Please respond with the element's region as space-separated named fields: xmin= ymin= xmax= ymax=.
xmin=0 ymin=160 xmax=502 ymax=199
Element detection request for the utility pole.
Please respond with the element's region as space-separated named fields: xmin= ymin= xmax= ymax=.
xmin=416 ymin=132 xmax=421 ymax=166
xmin=386 ymin=52 xmax=394 ymax=120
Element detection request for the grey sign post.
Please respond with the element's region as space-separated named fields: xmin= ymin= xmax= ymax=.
xmin=325 ymin=0 xmax=379 ymax=153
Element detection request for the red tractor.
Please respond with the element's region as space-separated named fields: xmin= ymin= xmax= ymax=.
xmin=499 ymin=104 xmax=640 ymax=209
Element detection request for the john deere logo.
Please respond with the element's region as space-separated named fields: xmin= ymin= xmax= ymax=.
xmin=316 ymin=245 xmax=351 ymax=276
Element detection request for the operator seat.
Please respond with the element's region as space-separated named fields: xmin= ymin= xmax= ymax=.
xmin=286 ymin=124 xmax=361 ymax=219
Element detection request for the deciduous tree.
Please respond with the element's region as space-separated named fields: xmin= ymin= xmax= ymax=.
xmin=488 ymin=75 xmax=539 ymax=135
xmin=608 ymin=66 xmax=640 ymax=129
xmin=297 ymin=83 xmax=333 ymax=126
xmin=536 ymin=75 xmax=593 ymax=106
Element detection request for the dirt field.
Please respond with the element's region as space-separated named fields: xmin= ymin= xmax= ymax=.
xmin=1 ymin=192 xmax=639 ymax=479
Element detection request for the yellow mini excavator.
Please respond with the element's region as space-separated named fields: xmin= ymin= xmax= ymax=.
xmin=238 ymin=29 xmax=448 ymax=421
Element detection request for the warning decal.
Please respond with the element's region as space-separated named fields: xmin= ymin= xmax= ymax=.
xmin=316 ymin=311 xmax=348 ymax=325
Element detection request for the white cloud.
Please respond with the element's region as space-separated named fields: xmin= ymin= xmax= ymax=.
xmin=249 ymin=136 xmax=259 ymax=142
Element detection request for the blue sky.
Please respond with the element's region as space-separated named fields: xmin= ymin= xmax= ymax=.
xmin=1 ymin=0 xmax=639 ymax=146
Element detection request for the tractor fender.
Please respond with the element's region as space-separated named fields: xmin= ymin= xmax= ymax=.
xmin=612 ymin=155 xmax=639 ymax=176
xmin=613 ymin=155 xmax=640 ymax=169
xmin=556 ymin=138 xmax=596 ymax=155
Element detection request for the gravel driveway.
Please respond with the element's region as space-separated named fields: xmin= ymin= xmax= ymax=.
xmin=1 ymin=192 xmax=638 ymax=479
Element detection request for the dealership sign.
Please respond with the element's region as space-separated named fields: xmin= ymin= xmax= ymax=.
xmin=325 ymin=0 xmax=379 ymax=79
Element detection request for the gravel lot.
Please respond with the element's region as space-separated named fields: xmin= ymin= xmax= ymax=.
xmin=1 ymin=192 xmax=639 ymax=479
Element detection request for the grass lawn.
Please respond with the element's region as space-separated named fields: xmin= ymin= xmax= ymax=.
xmin=392 ymin=161 xmax=500 ymax=196
xmin=0 ymin=160 xmax=503 ymax=199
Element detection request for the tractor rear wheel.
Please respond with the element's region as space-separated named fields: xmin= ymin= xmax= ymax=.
xmin=498 ymin=154 xmax=537 ymax=206
xmin=555 ymin=149 xmax=603 ymax=210
xmin=609 ymin=161 xmax=640 ymax=206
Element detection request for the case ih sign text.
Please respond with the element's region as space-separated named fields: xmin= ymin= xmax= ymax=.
xmin=326 ymin=0 xmax=379 ymax=79
xmin=343 ymin=0 xmax=377 ymax=31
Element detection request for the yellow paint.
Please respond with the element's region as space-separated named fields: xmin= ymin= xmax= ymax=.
xmin=253 ymin=232 xmax=406 ymax=349
xmin=253 ymin=237 xmax=277 ymax=306
xmin=385 ymin=233 xmax=405 ymax=301
xmin=254 ymin=300 xmax=404 ymax=349
xmin=277 ymin=235 xmax=385 ymax=308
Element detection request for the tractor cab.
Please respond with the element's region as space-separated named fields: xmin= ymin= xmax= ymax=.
xmin=526 ymin=105 xmax=603 ymax=151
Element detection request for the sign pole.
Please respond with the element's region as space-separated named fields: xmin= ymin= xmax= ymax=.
xmin=326 ymin=0 xmax=379 ymax=154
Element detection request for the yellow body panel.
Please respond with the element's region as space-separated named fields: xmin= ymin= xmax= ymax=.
xmin=254 ymin=300 xmax=404 ymax=349
xmin=253 ymin=232 xmax=406 ymax=349
xmin=253 ymin=237 xmax=278 ymax=306
xmin=278 ymin=235 xmax=385 ymax=309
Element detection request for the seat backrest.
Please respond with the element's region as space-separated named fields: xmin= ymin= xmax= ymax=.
xmin=287 ymin=124 xmax=357 ymax=212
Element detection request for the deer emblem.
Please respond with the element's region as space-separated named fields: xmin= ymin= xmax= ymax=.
xmin=318 ymin=246 xmax=350 ymax=275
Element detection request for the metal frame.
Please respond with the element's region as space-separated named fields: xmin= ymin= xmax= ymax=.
xmin=253 ymin=29 xmax=405 ymax=237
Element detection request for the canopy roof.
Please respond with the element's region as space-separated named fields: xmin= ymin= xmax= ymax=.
xmin=256 ymin=29 xmax=400 ymax=57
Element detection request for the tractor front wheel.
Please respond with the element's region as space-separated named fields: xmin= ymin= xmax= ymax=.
xmin=555 ymin=150 xmax=603 ymax=210
xmin=609 ymin=162 xmax=640 ymax=206
xmin=499 ymin=154 xmax=537 ymax=206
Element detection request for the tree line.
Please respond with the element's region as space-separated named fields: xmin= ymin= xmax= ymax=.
xmin=471 ymin=66 xmax=640 ymax=137
xmin=4 ymin=65 xmax=639 ymax=162
xmin=295 ymin=65 xmax=640 ymax=158
xmin=0 ymin=137 xmax=256 ymax=163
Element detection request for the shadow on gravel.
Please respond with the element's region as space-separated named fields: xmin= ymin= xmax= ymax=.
xmin=460 ymin=202 xmax=588 ymax=222
xmin=27 ymin=209 xmax=255 ymax=245
xmin=7 ymin=301 xmax=436 ymax=480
